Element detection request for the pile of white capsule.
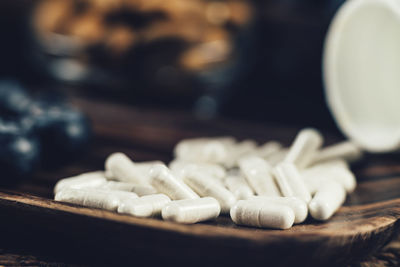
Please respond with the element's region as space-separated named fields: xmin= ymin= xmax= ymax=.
xmin=54 ymin=128 xmax=362 ymax=229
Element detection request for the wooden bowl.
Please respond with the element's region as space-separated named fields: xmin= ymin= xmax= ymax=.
xmin=1 ymin=97 xmax=400 ymax=266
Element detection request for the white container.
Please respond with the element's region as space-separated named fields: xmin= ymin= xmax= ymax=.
xmin=324 ymin=0 xmax=400 ymax=152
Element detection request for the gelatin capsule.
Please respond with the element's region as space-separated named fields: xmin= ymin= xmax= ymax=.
xmin=303 ymin=159 xmax=356 ymax=193
xmin=183 ymin=172 xmax=237 ymax=213
xmin=105 ymin=153 xmax=148 ymax=185
xmin=134 ymin=161 xmax=164 ymax=175
xmin=256 ymin=141 xmax=282 ymax=158
xmin=149 ymin=164 xmax=199 ymax=200
xmin=169 ymin=160 xmax=226 ymax=180
xmin=273 ymin=163 xmax=311 ymax=203
xmin=174 ymin=138 xmax=233 ymax=165
xmin=228 ymin=140 xmax=258 ymax=166
xmin=225 ymin=175 xmax=254 ymax=200
xmin=238 ymin=156 xmax=281 ymax=196
xmin=118 ymin=194 xmax=171 ymax=218
xmin=264 ymin=148 xmax=289 ymax=166
xmin=104 ymin=170 xmax=114 ymax=180
xmin=173 ymin=137 xmax=242 ymax=167
xmin=249 ymin=196 xmax=308 ymax=224
xmin=284 ymin=128 xmax=323 ymax=168
xmin=308 ymin=180 xmax=346 ymax=221
xmin=176 ymin=137 xmax=236 ymax=147
xmin=312 ymin=141 xmax=362 ymax=164
xmin=55 ymin=188 xmax=138 ymax=211
xmin=230 ymin=200 xmax=295 ymax=229
xmin=100 ymin=181 xmax=158 ymax=196
xmin=54 ymin=171 xmax=107 ymax=194
xmin=162 ymin=197 xmax=220 ymax=224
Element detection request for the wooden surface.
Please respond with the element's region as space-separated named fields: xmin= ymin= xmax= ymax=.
xmin=1 ymin=97 xmax=400 ymax=266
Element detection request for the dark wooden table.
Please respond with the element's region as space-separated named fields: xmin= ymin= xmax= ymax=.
xmin=1 ymin=96 xmax=400 ymax=267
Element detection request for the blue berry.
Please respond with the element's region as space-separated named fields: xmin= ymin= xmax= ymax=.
xmin=0 ymin=120 xmax=40 ymax=184
xmin=25 ymin=102 xmax=91 ymax=166
xmin=0 ymin=80 xmax=31 ymax=117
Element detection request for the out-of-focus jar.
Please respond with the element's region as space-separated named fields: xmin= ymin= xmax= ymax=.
xmin=30 ymin=0 xmax=254 ymax=111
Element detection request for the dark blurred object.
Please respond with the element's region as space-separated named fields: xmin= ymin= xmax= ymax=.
xmin=0 ymin=80 xmax=32 ymax=118
xmin=23 ymin=100 xmax=92 ymax=167
xmin=30 ymin=0 xmax=253 ymax=106
xmin=0 ymin=119 xmax=40 ymax=185
xmin=0 ymin=80 xmax=91 ymax=184
xmin=0 ymin=0 xmax=346 ymax=130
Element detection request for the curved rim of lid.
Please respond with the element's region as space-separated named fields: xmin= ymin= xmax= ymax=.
xmin=323 ymin=0 xmax=400 ymax=152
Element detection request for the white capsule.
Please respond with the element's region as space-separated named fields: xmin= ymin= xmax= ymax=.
xmin=273 ymin=163 xmax=311 ymax=203
xmin=149 ymin=164 xmax=199 ymax=200
xmin=308 ymin=180 xmax=346 ymax=221
xmin=54 ymin=171 xmax=107 ymax=194
xmin=177 ymin=137 xmax=236 ymax=147
xmin=303 ymin=159 xmax=356 ymax=193
xmin=229 ymin=140 xmax=258 ymax=166
xmin=284 ymin=128 xmax=323 ymax=169
xmin=256 ymin=141 xmax=282 ymax=158
xmin=183 ymin=172 xmax=237 ymax=214
xmin=55 ymin=188 xmax=138 ymax=211
xmin=314 ymin=158 xmax=349 ymax=169
xmin=264 ymin=148 xmax=289 ymax=166
xmin=249 ymin=196 xmax=308 ymax=224
xmin=118 ymin=194 xmax=171 ymax=217
xmin=302 ymin=171 xmax=355 ymax=195
xmin=169 ymin=160 xmax=226 ymax=180
xmin=100 ymin=181 xmax=140 ymax=192
xmin=235 ymin=140 xmax=258 ymax=154
xmin=238 ymin=156 xmax=281 ymax=196
xmin=135 ymin=161 xmax=164 ymax=167
xmin=331 ymin=168 xmax=356 ymax=193
xmin=100 ymin=181 xmax=158 ymax=196
xmin=312 ymin=141 xmax=363 ymax=164
xmin=302 ymin=174 xmax=328 ymax=195
xmin=174 ymin=138 xmax=231 ymax=165
xmin=230 ymin=200 xmax=295 ymax=229
xmin=105 ymin=153 xmax=147 ymax=185
xmin=108 ymin=190 xmax=139 ymax=201
xmin=225 ymin=175 xmax=254 ymax=200
xmin=104 ymin=170 xmax=115 ymax=180
xmin=134 ymin=161 xmax=164 ymax=175
xmin=162 ymin=197 xmax=220 ymax=224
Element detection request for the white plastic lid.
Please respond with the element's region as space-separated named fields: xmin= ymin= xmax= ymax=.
xmin=323 ymin=0 xmax=400 ymax=152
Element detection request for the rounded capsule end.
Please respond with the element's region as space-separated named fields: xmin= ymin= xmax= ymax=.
xmin=280 ymin=206 xmax=296 ymax=229
xmin=230 ymin=201 xmax=241 ymax=224
xmin=162 ymin=204 xmax=184 ymax=223
xmin=105 ymin=152 xmax=129 ymax=171
xmin=293 ymin=198 xmax=308 ymax=224
xmin=309 ymin=199 xmax=333 ymax=221
xmin=149 ymin=163 xmax=168 ymax=178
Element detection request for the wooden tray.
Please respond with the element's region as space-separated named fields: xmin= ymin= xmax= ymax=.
xmin=1 ymin=97 xmax=400 ymax=267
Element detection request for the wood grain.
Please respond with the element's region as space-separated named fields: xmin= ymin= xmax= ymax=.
xmin=1 ymin=97 xmax=400 ymax=266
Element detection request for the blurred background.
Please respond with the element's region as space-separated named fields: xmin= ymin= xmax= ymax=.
xmin=0 ymin=0 xmax=345 ymax=129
